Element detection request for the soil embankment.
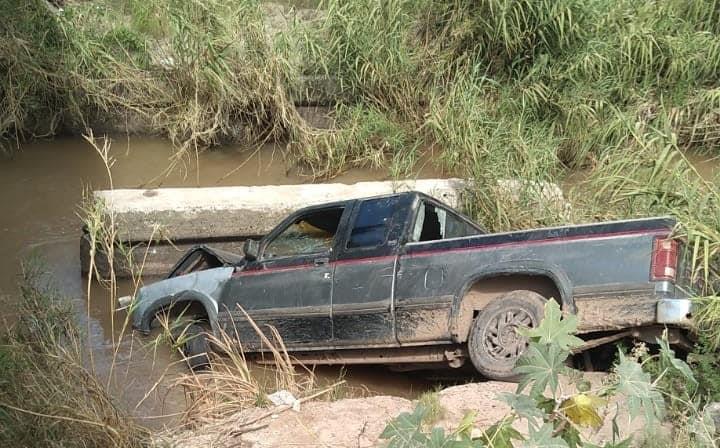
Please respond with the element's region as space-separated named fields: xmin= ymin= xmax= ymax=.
xmin=160 ymin=376 xmax=650 ymax=448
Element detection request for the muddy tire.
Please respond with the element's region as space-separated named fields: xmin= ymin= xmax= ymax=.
xmin=182 ymin=324 xmax=211 ymax=371
xmin=467 ymin=290 xmax=546 ymax=381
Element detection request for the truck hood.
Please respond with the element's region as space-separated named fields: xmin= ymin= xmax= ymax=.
xmin=167 ymin=245 xmax=246 ymax=278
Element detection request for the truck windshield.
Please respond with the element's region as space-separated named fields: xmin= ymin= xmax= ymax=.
xmin=411 ymin=201 xmax=480 ymax=242
xmin=264 ymin=207 xmax=344 ymax=258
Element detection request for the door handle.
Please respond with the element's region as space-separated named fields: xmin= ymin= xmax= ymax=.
xmin=314 ymin=257 xmax=330 ymax=266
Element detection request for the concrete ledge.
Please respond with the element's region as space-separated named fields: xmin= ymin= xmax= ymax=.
xmin=95 ymin=179 xmax=467 ymax=244
xmin=83 ymin=179 xmax=467 ymax=277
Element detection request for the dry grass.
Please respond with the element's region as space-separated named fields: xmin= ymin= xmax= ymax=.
xmin=0 ymin=263 xmax=148 ymax=447
xmin=158 ymin=306 xmax=318 ymax=425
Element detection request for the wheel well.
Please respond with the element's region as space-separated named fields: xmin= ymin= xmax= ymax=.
xmin=454 ymin=274 xmax=562 ymax=342
xmin=152 ymin=300 xmax=209 ymax=329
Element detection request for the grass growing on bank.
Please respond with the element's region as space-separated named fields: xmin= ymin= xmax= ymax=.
xmin=0 ymin=0 xmax=303 ymax=156
xmin=0 ymin=263 xmax=147 ymax=447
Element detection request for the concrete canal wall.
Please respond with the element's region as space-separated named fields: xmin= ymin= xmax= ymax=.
xmin=81 ymin=179 xmax=468 ymax=277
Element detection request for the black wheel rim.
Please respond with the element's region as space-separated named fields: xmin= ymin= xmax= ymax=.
xmin=482 ymin=308 xmax=535 ymax=361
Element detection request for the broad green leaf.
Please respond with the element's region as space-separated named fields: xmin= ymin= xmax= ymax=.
xmin=497 ymin=392 xmax=544 ymax=428
xmin=614 ymin=353 xmax=665 ymax=426
xmin=657 ymin=330 xmax=697 ymax=386
xmin=480 ymin=419 xmax=523 ymax=448
xmin=454 ymin=410 xmax=478 ymax=438
xmin=520 ymin=423 xmax=569 ymax=448
xmin=447 ymin=435 xmax=486 ymax=448
xmin=520 ymin=301 xmax=583 ymax=350
xmin=536 ymin=396 xmax=556 ymax=414
xmin=560 ymin=393 xmax=606 ymax=429
xmin=428 ymin=427 xmax=448 ymax=448
xmin=380 ymin=405 xmax=430 ymax=447
xmin=558 ymin=424 xmax=581 ymax=448
xmin=380 ymin=405 xmax=485 ymax=448
xmin=515 ymin=343 xmax=570 ymax=398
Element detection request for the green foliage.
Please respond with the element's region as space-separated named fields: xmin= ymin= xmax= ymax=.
xmin=514 ymin=343 xmax=570 ymax=399
xmin=515 ymin=301 xmax=581 ymax=399
xmin=520 ymin=423 xmax=569 ymax=448
xmin=381 ymin=300 xmax=707 ymax=447
xmin=521 ymin=301 xmax=584 ymax=351
xmin=688 ymin=335 xmax=720 ymax=401
xmin=304 ymin=0 xmax=427 ymax=116
xmin=1 ymin=0 xmax=301 ymax=154
xmin=479 ymin=419 xmax=524 ymax=448
xmin=294 ymin=104 xmax=421 ymax=178
xmin=379 ymin=405 xmax=484 ymax=448
xmin=614 ymin=352 xmax=666 ymax=427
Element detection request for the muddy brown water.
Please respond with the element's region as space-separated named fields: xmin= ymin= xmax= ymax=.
xmin=0 ymin=136 xmax=444 ymax=428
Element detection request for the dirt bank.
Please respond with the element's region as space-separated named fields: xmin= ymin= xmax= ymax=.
xmin=158 ymin=375 xmax=654 ymax=448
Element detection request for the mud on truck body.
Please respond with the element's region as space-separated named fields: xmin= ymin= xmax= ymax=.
xmin=128 ymin=191 xmax=695 ymax=379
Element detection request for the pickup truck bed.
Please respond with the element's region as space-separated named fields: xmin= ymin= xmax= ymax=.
xmin=129 ymin=191 xmax=694 ymax=378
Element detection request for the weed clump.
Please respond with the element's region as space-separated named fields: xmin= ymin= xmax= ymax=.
xmin=0 ymin=0 xmax=302 ymax=156
xmin=0 ymin=263 xmax=147 ymax=447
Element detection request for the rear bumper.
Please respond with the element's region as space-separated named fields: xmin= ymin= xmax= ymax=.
xmin=576 ymin=291 xmax=694 ymax=333
xmin=657 ymin=298 xmax=693 ymax=325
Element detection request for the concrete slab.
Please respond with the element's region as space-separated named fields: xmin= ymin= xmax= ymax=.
xmin=94 ymin=179 xmax=467 ymax=243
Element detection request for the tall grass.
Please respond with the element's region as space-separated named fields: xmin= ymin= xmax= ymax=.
xmin=0 ymin=263 xmax=147 ymax=447
xmin=1 ymin=0 xmax=302 ymax=157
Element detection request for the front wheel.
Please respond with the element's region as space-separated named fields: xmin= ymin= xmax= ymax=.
xmin=467 ymin=290 xmax=546 ymax=381
xmin=181 ymin=323 xmax=211 ymax=371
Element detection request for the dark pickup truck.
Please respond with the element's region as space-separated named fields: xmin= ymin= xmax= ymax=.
xmin=129 ymin=191 xmax=694 ymax=378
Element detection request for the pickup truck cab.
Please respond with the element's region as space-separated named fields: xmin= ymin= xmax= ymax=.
xmin=130 ymin=191 xmax=694 ymax=378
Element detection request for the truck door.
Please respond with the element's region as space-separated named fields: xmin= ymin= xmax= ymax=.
xmin=331 ymin=195 xmax=412 ymax=346
xmin=395 ymin=198 xmax=482 ymax=343
xmin=219 ymin=205 xmax=347 ymax=348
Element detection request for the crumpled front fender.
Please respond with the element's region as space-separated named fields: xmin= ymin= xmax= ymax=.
xmin=131 ymin=266 xmax=234 ymax=334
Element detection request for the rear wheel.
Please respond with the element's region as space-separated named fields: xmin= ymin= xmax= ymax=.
xmin=467 ymin=290 xmax=546 ymax=381
xmin=180 ymin=323 xmax=211 ymax=371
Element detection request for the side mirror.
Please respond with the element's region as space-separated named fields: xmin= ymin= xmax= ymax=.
xmin=243 ymin=239 xmax=259 ymax=262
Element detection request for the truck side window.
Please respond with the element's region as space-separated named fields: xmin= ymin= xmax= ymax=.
xmin=411 ymin=201 xmax=480 ymax=242
xmin=264 ymin=207 xmax=344 ymax=258
xmin=347 ymin=197 xmax=400 ymax=248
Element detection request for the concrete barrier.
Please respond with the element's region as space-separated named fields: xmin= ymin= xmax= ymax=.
xmin=96 ymin=179 xmax=466 ymax=243
xmin=82 ymin=179 xmax=467 ymax=277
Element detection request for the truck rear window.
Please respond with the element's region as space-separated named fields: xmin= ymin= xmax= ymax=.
xmin=411 ymin=201 xmax=480 ymax=242
xmin=347 ymin=197 xmax=399 ymax=248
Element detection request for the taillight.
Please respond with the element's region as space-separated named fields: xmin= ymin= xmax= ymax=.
xmin=651 ymin=237 xmax=678 ymax=281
